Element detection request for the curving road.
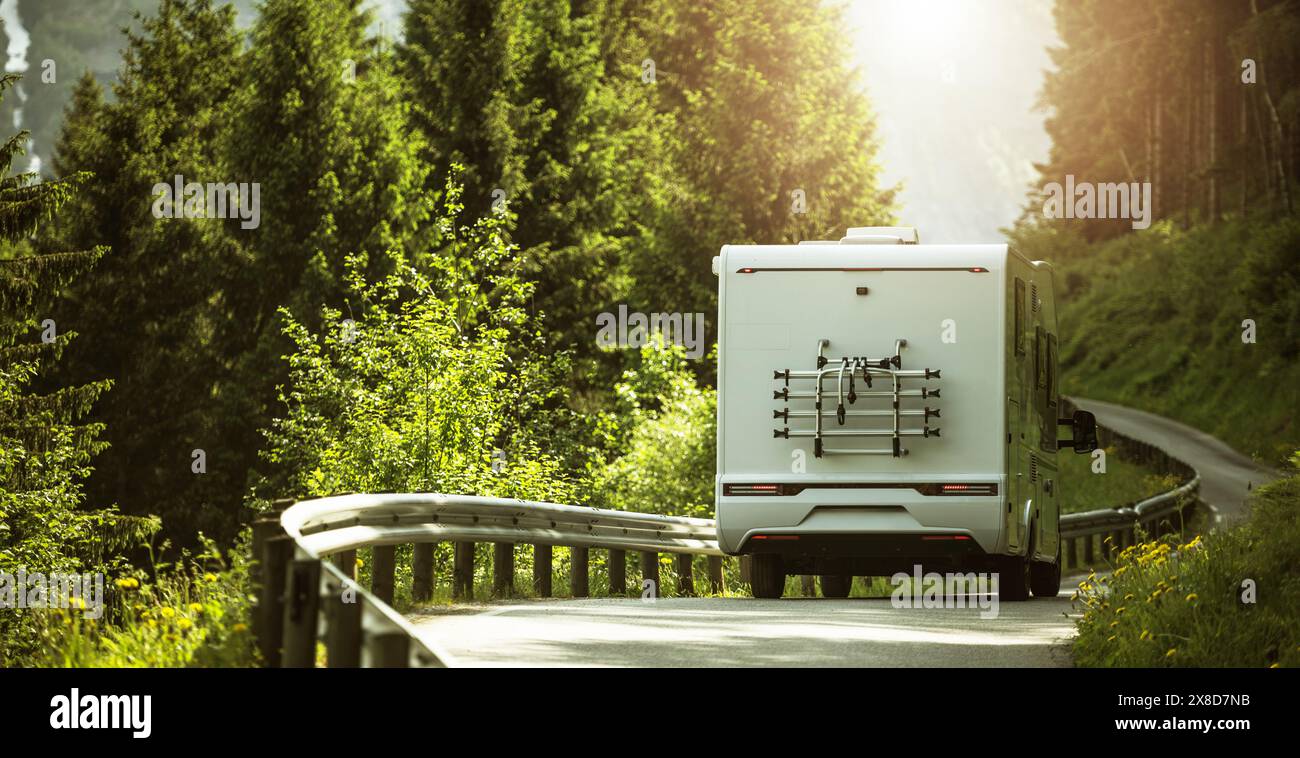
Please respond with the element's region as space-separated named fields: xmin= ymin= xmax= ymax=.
xmin=1070 ymin=397 xmax=1283 ymax=524
xmin=408 ymin=399 xmax=1278 ymax=667
xmin=408 ymin=593 xmax=1079 ymax=667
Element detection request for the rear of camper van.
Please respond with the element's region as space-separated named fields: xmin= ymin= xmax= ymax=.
xmin=714 ymin=227 xmax=1091 ymax=600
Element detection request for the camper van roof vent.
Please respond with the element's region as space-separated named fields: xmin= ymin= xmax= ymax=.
xmin=839 ymin=227 xmax=920 ymax=245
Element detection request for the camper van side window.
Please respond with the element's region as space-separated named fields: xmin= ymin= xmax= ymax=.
xmin=1035 ymin=326 xmax=1046 ymax=390
xmin=1047 ymin=333 xmax=1058 ymax=407
xmin=1014 ymin=278 xmax=1026 ymax=356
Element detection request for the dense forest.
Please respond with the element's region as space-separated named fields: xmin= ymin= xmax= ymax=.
xmin=2 ymin=0 xmax=1297 ymax=667
xmin=0 ymin=0 xmax=894 ymax=663
xmin=1012 ymin=0 xmax=1300 ymax=462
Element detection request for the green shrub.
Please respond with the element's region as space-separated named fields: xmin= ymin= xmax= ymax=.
xmin=23 ymin=534 xmax=256 ymax=668
xmin=1073 ymin=472 xmax=1300 ymax=667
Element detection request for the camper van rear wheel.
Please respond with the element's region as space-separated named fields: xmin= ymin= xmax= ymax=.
xmin=749 ymin=554 xmax=786 ymax=599
xmin=995 ymin=555 xmax=1032 ymax=601
xmin=1030 ymin=543 xmax=1063 ymax=598
xmin=819 ymin=574 xmax=852 ymax=598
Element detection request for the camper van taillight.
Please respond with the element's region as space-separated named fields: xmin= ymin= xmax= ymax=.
xmin=969 ymin=267 xmax=989 ymax=273
xmin=724 ymin=482 xmax=998 ymax=496
xmin=917 ymin=483 xmax=999 ymax=496
xmin=723 ymin=483 xmax=784 ymax=496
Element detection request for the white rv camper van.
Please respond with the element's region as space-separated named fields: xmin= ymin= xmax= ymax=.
xmin=713 ymin=227 xmax=1098 ymax=600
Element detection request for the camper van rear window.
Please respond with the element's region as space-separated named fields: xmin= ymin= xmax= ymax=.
xmin=723 ymin=482 xmax=998 ymax=497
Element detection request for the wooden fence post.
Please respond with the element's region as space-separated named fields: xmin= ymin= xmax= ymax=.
xmin=371 ymin=545 xmax=396 ymax=605
xmin=250 ymin=516 xmax=283 ymax=651
xmin=453 ymin=542 xmax=475 ymax=600
xmin=640 ymin=552 xmax=659 ymax=598
xmin=609 ymin=549 xmax=626 ymax=596
xmin=282 ymin=558 xmax=322 ymax=668
xmin=332 ymin=549 xmax=357 ymax=581
xmin=258 ymin=535 xmax=293 ymax=667
xmin=412 ymin=543 xmax=434 ymax=602
xmin=676 ymin=554 xmax=695 ymax=596
xmin=534 ymin=544 xmax=553 ymax=597
xmin=371 ymin=632 xmax=410 ymax=668
xmin=708 ymin=556 xmax=724 ymax=594
xmin=571 ymin=547 xmax=589 ymax=597
xmin=325 ymin=585 xmax=362 ymax=668
xmin=493 ymin=542 xmax=515 ymax=597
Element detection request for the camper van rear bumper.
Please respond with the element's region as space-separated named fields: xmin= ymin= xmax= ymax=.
xmin=715 ymin=498 xmax=1004 ymax=557
xmin=740 ymin=532 xmax=993 ymax=576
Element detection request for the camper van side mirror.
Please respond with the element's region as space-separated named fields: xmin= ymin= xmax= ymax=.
xmin=1057 ymin=410 xmax=1099 ymax=454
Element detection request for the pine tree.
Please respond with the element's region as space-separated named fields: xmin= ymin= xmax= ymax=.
xmin=47 ymin=0 xmax=245 ymax=542
xmin=0 ymin=72 xmax=116 ymax=663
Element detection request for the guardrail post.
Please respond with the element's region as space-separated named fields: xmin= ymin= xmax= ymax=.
xmin=708 ymin=556 xmax=724 ymax=594
xmin=800 ymin=576 xmax=816 ymax=597
xmin=259 ymin=535 xmax=293 ymax=668
xmin=250 ymin=515 xmax=283 ymax=652
xmin=676 ymin=554 xmax=695 ymax=596
xmin=534 ymin=545 xmax=552 ymax=597
xmin=372 ymin=545 xmax=396 ymax=605
xmin=1083 ymin=534 xmax=1095 ymax=566
xmin=571 ymin=547 xmax=589 ymax=597
xmin=250 ymin=515 xmax=281 ymax=596
xmin=493 ymin=542 xmax=515 ymax=597
xmin=371 ymin=632 xmax=410 ymax=668
xmin=453 ymin=542 xmax=475 ymax=600
xmin=412 ymin=543 xmax=434 ymax=602
xmin=332 ymin=549 xmax=356 ymax=581
xmin=325 ymin=583 xmax=362 ymax=668
xmin=1065 ymin=537 xmax=1077 ymax=570
xmin=609 ymin=549 xmax=626 ymax=596
xmin=282 ymin=558 xmax=322 ymax=668
xmin=640 ymin=552 xmax=658 ymax=598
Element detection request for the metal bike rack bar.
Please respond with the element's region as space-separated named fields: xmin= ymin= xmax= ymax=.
xmin=772 ymin=338 xmax=944 ymax=458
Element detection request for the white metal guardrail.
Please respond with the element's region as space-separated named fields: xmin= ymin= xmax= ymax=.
xmin=250 ymin=406 xmax=1201 ymax=667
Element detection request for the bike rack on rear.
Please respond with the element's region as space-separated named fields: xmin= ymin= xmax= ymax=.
xmin=771 ymin=338 xmax=943 ymax=458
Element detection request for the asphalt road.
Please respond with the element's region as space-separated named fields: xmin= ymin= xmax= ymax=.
xmin=1070 ymin=397 xmax=1282 ymax=524
xmin=409 ymin=399 xmax=1272 ymax=667
xmin=409 ymin=593 xmax=1080 ymax=667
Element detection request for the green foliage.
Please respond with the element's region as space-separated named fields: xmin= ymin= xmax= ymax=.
xmin=1058 ymin=445 xmax=1177 ymax=515
xmin=1073 ymin=472 xmax=1300 ymax=667
xmin=1015 ymin=216 xmax=1300 ymax=464
xmin=24 ymin=534 xmax=256 ymax=668
xmin=589 ymin=340 xmax=716 ymax=518
xmin=0 ymin=71 xmax=159 ymax=664
xmin=1032 ymin=0 xmax=1300 ymax=239
xmin=259 ymin=173 xmax=577 ymax=505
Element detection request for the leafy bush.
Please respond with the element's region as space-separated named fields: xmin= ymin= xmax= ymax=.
xmin=22 ymin=534 xmax=256 ymax=668
xmin=1073 ymin=471 xmax=1300 ymax=667
xmin=1013 ymin=216 xmax=1300 ymax=464
xmin=258 ymin=174 xmax=579 ymax=505
xmin=590 ymin=340 xmax=717 ymax=518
